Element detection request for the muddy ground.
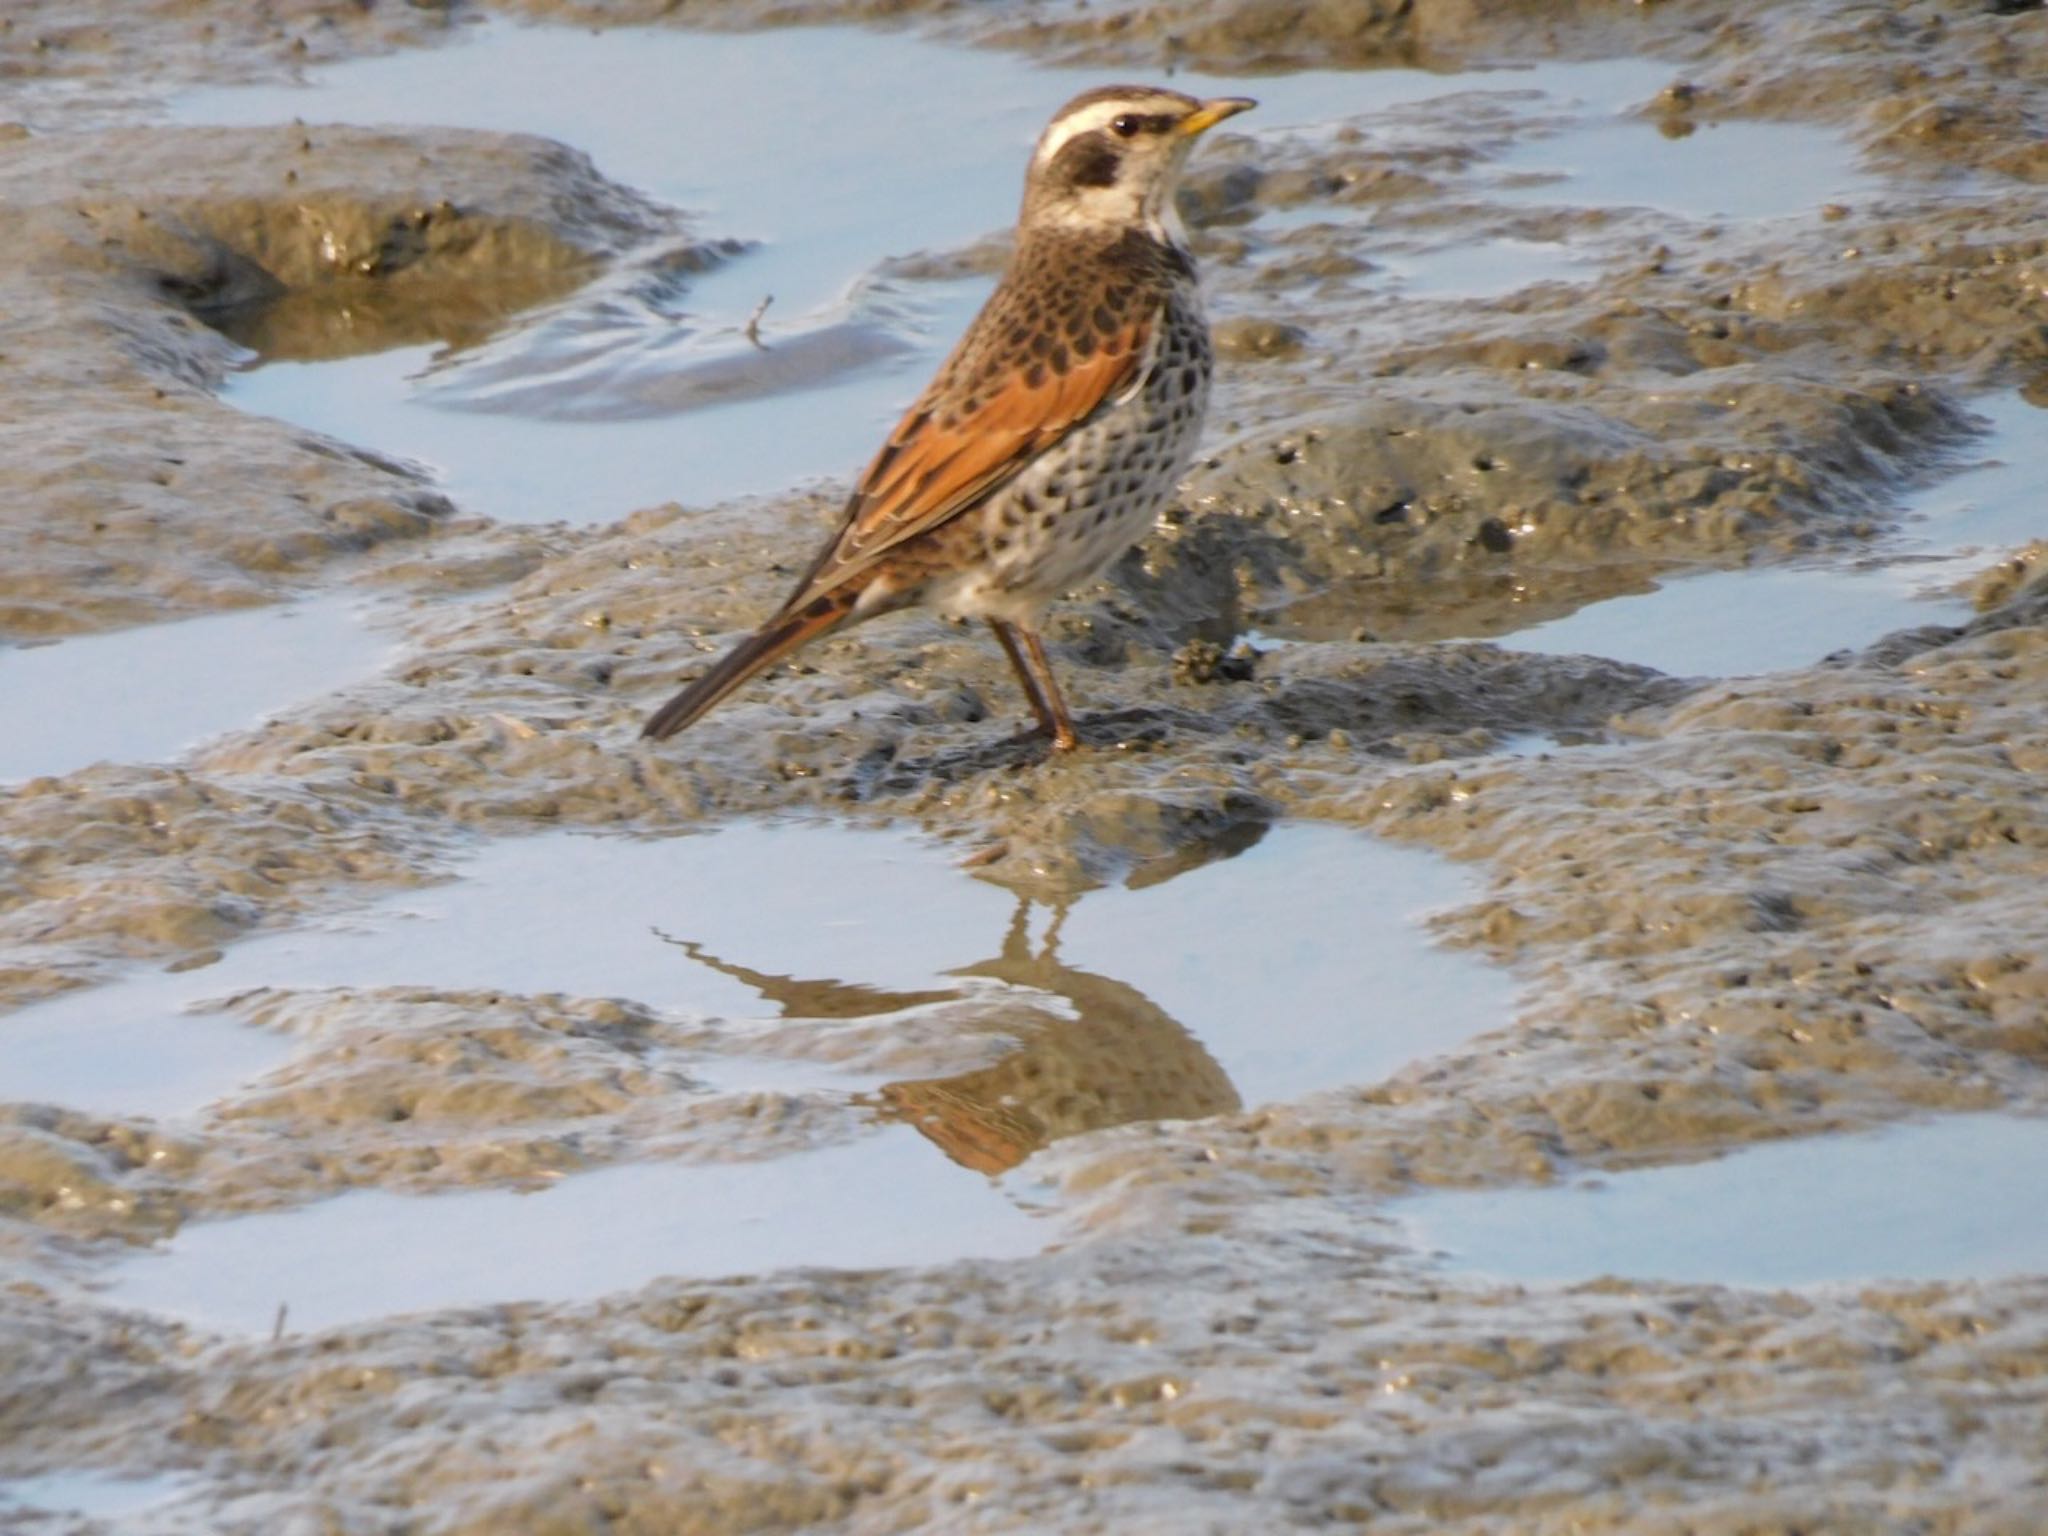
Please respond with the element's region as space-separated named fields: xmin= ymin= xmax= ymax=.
xmin=3 ymin=0 xmax=2048 ymax=1530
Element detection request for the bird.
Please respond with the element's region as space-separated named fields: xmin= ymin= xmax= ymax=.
xmin=641 ymin=85 xmax=1256 ymax=753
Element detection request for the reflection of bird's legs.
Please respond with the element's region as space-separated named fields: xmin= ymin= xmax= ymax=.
xmin=994 ymin=893 xmax=1073 ymax=970
xmin=996 ymin=893 xmax=1035 ymax=967
xmin=986 ymin=619 xmax=1057 ymax=740
xmin=1039 ymin=899 xmax=1072 ymax=965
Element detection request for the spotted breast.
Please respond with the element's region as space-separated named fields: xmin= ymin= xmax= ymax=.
xmin=640 ymin=85 xmax=1253 ymax=752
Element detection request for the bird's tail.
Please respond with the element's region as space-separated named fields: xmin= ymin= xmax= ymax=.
xmin=640 ymin=592 xmax=857 ymax=742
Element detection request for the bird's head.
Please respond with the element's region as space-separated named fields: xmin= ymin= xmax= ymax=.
xmin=1022 ymin=85 xmax=1256 ymax=238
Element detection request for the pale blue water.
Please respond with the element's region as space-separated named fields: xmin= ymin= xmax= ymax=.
xmin=1493 ymin=117 xmax=1884 ymax=220
xmin=99 ymin=1124 xmax=1049 ymax=1335
xmin=0 ymin=821 xmax=1507 ymax=1120
xmin=48 ymin=819 xmax=1513 ymax=1334
xmin=0 ymin=593 xmax=397 ymax=782
xmin=1511 ymin=391 xmax=2048 ymax=675
xmin=0 ymin=1471 xmax=199 ymax=1523
xmin=171 ymin=26 xmax=1680 ymax=521
xmin=1398 ymin=1114 xmax=2048 ymax=1288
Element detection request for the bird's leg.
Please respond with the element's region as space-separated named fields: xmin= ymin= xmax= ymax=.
xmin=1017 ymin=625 xmax=1081 ymax=753
xmin=986 ymin=618 xmax=1058 ymax=739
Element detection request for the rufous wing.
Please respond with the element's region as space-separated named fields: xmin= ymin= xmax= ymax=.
xmin=777 ymin=312 xmax=1154 ymax=616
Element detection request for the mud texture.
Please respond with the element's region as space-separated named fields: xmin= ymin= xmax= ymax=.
xmin=4 ymin=0 xmax=2048 ymax=1532
xmin=0 ymin=121 xmax=671 ymax=640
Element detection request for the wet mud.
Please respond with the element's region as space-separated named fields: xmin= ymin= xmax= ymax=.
xmin=5 ymin=0 xmax=2048 ymax=1531
xmin=0 ymin=119 xmax=670 ymax=638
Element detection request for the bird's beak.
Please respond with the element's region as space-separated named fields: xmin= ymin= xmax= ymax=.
xmin=1178 ymin=97 xmax=1257 ymax=138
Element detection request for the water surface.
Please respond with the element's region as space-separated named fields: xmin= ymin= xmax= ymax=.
xmin=174 ymin=26 xmax=1675 ymax=520
xmin=1494 ymin=118 xmax=1882 ymax=220
xmin=0 ymin=1471 xmax=199 ymax=1524
xmin=1 ymin=821 xmax=1508 ymax=1122
xmin=0 ymin=594 xmax=397 ymax=782
xmin=99 ymin=1124 xmax=1048 ymax=1336
xmin=1398 ymin=1115 xmax=2048 ymax=1288
xmin=62 ymin=818 xmax=1513 ymax=1334
xmin=1510 ymin=391 xmax=2048 ymax=675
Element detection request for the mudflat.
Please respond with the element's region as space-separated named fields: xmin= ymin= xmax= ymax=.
xmin=3 ymin=1 xmax=2046 ymax=1530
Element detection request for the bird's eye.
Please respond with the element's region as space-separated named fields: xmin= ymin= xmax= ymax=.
xmin=1110 ymin=114 xmax=1142 ymax=138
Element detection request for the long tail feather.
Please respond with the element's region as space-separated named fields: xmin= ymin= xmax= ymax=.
xmin=641 ymin=594 xmax=856 ymax=741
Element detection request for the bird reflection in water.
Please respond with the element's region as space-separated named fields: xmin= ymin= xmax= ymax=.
xmin=658 ymin=896 xmax=1238 ymax=1175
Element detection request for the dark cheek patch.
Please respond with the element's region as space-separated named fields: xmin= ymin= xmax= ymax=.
xmin=1056 ymin=134 xmax=1123 ymax=190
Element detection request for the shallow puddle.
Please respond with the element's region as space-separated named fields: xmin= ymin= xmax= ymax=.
xmin=98 ymin=1123 xmax=1049 ymax=1336
xmin=16 ymin=817 xmax=1511 ymax=1331
xmin=1256 ymin=95 xmax=1875 ymax=305
xmin=1494 ymin=117 xmax=1884 ymax=221
xmin=1397 ymin=1115 xmax=2048 ymax=1289
xmin=223 ymin=286 xmax=988 ymax=518
xmin=1 ymin=821 xmax=1508 ymax=1123
xmin=1510 ymin=560 xmax=1968 ymax=678
xmin=173 ymin=25 xmax=1672 ymax=520
xmin=0 ymin=999 xmax=303 ymax=1126
xmin=0 ymin=1470 xmax=199 ymax=1524
xmin=0 ymin=593 xmax=399 ymax=783
xmin=1049 ymin=825 xmax=1505 ymax=1108
xmin=1377 ymin=237 xmax=1597 ymax=300
xmin=1511 ymin=391 xmax=2048 ymax=675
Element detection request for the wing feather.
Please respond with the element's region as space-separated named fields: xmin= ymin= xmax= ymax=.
xmin=777 ymin=312 xmax=1153 ymax=616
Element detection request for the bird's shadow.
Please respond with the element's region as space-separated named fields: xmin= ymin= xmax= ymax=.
xmin=857 ymin=703 xmax=1208 ymax=795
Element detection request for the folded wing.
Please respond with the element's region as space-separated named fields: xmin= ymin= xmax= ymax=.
xmin=776 ymin=311 xmax=1154 ymax=617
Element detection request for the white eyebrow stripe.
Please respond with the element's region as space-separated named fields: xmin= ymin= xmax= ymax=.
xmin=1032 ymin=99 xmax=1196 ymax=166
xmin=1033 ymin=101 xmax=1133 ymax=166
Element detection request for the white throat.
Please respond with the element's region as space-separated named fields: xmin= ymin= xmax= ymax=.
xmin=1041 ymin=179 xmax=1175 ymax=237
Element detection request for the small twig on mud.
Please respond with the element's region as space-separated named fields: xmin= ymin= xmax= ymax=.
xmin=744 ymin=294 xmax=774 ymax=349
xmin=272 ymin=1302 xmax=289 ymax=1342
